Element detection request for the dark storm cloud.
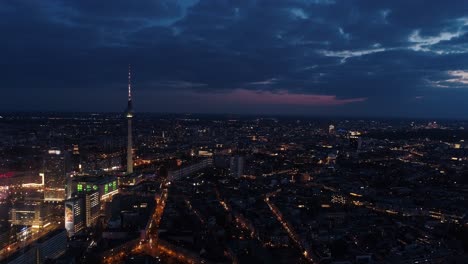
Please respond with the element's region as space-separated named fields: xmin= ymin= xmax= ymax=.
xmin=1 ymin=0 xmax=467 ymax=117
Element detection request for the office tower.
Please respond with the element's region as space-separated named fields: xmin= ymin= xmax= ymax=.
xmin=44 ymin=149 xmax=66 ymax=189
xmin=44 ymin=149 xmax=66 ymax=202
xmin=349 ymin=131 xmax=362 ymax=151
xmin=66 ymin=173 xmax=73 ymax=199
xmin=65 ymin=184 xmax=101 ymax=236
xmin=84 ymin=191 xmax=100 ymax=227
xmin=229 ymin=156 xmax=244 ymax=178
xmin=73 ymin=176 xmax=118 ymax=201
xmin=71 ymin=144 xmax=80 ymax=172
xmin=65 ymin=197 xmax=85 ymax=236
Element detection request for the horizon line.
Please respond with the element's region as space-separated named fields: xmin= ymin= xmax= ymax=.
xmin=0 ymin=110 xmax=466 ymax=122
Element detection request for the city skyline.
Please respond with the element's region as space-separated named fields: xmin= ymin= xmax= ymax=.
xmin=1 ymin=0 xmax=468 ymax=118
xmin=1 ymin=2 xmax=468 ymax=263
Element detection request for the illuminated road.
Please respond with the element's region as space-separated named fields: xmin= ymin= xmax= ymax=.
xmin=103 ymin=182 xmax=170 ymax=264
xmin=142 ymin=184 xmax=208 ymax=263
xmin=103 ymin=181 xmax=208 ymax=264
xmin=265 ymin=190 xmax=316 ymax=263
xmin=185 ymin=199 xmax=205 ymax=224
xmin=145 ymin=183 xmax=169 ymax=247
xmin=215 ymin=187 xmax=258 ymax=240
xmin=146 ymin=239 xmax=207 ymax=264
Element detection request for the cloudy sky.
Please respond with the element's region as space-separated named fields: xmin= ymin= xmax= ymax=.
xmin=1 ymin=0 xmax=468 ymax=118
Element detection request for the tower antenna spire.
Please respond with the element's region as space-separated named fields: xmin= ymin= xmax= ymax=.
xmin=128 ymin=64 xmax=132 ymax=101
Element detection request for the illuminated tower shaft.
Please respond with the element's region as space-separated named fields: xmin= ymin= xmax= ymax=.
xmin=127 ymin=117 xmax=133 ymax=173
xmin=126 ymin=66 xmax=134 ymax=174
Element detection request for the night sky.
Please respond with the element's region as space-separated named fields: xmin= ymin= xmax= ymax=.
xmin=1 ymin=0 xmax=468 ymax=118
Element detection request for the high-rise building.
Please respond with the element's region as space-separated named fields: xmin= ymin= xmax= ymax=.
xmin=126 ymin=65 xmax=134 ymax=174
xmin=72 ymin=176 xmax=118 ymax=201
xmin=65 ymin=186 xmax=101 ymax=236
xmin=84 ymin=190 xmax=100 ymax=227
xmin=44 ymin=149 xmax=65 ymax=187
xmin=71 ymin=144 xmax=80 ymax=172
xmin=65 ymin=173 xmax=74 ymax=199
xmin=43 ymin=149 xmax=67 ymax=201
xmin=64 ymin=197 xmax=85 ymax=236
xmin=229 ymin=156 xmax=244 ymax=178
xmin=349 ymin=131 xmax=362 ymax=151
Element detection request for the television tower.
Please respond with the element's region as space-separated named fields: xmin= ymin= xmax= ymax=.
xmin=126 ymin=65 xmax=134 ymax=174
